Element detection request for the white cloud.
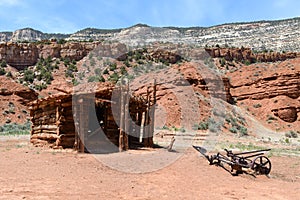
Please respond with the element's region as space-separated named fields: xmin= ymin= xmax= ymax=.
xmin=0 ymin=0 xmax=23 ymax=6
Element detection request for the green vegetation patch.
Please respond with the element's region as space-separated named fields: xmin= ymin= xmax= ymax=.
xmin=0 ymin=122 xmax=31 ymax=135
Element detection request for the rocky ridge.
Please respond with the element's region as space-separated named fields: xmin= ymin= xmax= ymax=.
xmin=0 ymin=17 xmax=300 ymax=52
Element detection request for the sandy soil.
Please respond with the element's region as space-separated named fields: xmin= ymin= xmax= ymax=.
xmin=0 ymin=136 xmax=299 ymax=200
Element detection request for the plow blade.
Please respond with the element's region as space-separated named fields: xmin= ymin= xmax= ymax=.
xmin=192 ymin=145 xmax=210 ymax=161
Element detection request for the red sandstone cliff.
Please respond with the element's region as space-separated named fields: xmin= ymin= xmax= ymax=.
xmin=205 ymin=47 xmax=299 ymax=63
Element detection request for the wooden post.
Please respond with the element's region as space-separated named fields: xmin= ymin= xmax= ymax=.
xmin=79 ymin=100 xmax=85 ymax=153
xmin=119 ymin=86 xmax=125 ymax=152
xmin=124 ymin=83 xmax=130 ymax=150
xmin=148 ymin=79 xmax=156 ymax=147
xmin=167 ymin=136 xmax=176 ymax=152
xmin=104 ymin=103 xmax=108 ymax=134
xmin=55 ymin=104 xmax=61 ymax=147
xmin=144 ymin=86 xmax=150 ymax=147
xmin=73 ymin=104 xmax=78 ymax=151
xmin=140 ymin=111 xmax=145 ymax=143
xmin=78 ymin=96 xmax=89 ymax=153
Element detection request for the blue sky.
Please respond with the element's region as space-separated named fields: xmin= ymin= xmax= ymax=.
xmin=0 ymin=0 xmax=299 ymax=33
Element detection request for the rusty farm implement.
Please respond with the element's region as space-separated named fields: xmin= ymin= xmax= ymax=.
xmin=193 ymin=145 xmax=272 ymax=176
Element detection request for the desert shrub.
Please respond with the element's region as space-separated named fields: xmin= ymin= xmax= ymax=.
xmin=57 ymin=39 xmax=66 ymax=44
xmin=24 ymin=69 xmax=35 ymax=83
xmin=208 ymin=122 xmax=220 ymax=133
xmin=0 ymin=122 xmax=31 ymax=135
xmin=88 ymin=76 xmax=98 ymax=82
xmin=65 ymin=69 xmax=74 ymax=78
xmin=0 ymin=60 xmax=7 ymax=68
xmin=219 ymin=58 xmax=226 ymax=67
xmin=43 ymin=71 xmax=53 ymax=84
xmin=72 ymin=78 xmax=80 ymax=86
xmin=239 ymin=126 xmax=248 ymax=136
xmin=157 ymin=65 xmax=165 ymax=69
xmin=34 ymin=84 xmax=47 ymax=91
xmin=94 ymin=68 xmax=101 ymax=75
xmin=63 ymin=57 xmax=71 ymax=66
xmin=2 ymin=110 xmax=8 ymax=115
xmin=267 ymin=115 xmax=277 ymax=121
xmin=90 ymin=58 xmax=96 ymax=66
xmin=8 ymin=102 xmax=15 ymax=114
xmin=207 ymin=117 xmax=221 ymax=133
xmin=78 ymin=72 xmax=85 ymax=80
xmin=124 ymin=60 xmax=131 ymax=67
xmin=0 ymin=67 xmax=6 ymax=75
xmin=229 ymin=127 xmax=238 ymax=133
xmin=193 ymin=121 xmax=208 ymax=130
xmin=193 ymin=117 xmax=222 ymax=132
xmin=120 ymin=66 xmax=127 ymax=75
xmin=253 ymin=103 xmax=262 ymax=108
xmin=103 ymin=69 xmax=109 ymax=74
xmin=108 ymin=72 xmax=119 ymax=83
xmin=134 ymin=51 xmax=142 ymax=60
xmin=6 ymin=71 xmax=12 ymax=78
xmin=179 ymin=127 xmax=186 ymax=133
xmin=226 ymin=114 xmax=248 ymax=136
xmin=285 ymin=131 xmax=298 ymax=138
xmin=198 ymin=121 xmax=209 ymax=130
xmin=67 ymin=63 xmax=78 ymax=72
xmin=109 ymin=62 xmax=117 ymax=71
xmin=285 ymin=138 xmax=290 ymax=144
xmin=244 ymin=60 xmax=251 ymax=65
xmin=65 ymin=63 xmax=77 ymax=78
xmin=213 ymin=109 xmax=226 ymax=118
xmin=98 ymin=75 xmax=105 ymax=82
xmin=192 ymin=124 xmax=199 ymax=130
xmin=226 ymin=115 xmax=238 ymax=127
xmin=172 ymin=126 xmax=179 ymax=132
xmin=162 ymin=125 xmax=169 ymax=130
xmin=127 ymin=74 xmax=135 ymax=80
xmin=21 ymin=58 xmax=56 ymax=88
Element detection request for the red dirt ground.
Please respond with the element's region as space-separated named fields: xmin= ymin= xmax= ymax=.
xmin=0 ymin=136 xmax=299 ymax=200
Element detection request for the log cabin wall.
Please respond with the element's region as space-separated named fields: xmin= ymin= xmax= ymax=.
xmin=28 ymin=85 xmax=153 ymax=151
xmin=56 ymin=96 xmax=75 ymax=147
xmin=29 ymin=94 xmax=76 ymax=148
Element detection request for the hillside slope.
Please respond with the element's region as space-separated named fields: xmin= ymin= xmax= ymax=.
xmin=1 ymin=17 xmax=300 ymax=52
xmin=0 ymin=41 xmax=299 ymax=136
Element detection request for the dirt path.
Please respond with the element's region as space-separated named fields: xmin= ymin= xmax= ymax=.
xmin=0 ymin=137 xmax=299 ymax=200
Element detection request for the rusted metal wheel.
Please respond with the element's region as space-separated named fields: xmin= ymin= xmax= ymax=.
xmin=251 ymin=156 xmax=271 ymax=175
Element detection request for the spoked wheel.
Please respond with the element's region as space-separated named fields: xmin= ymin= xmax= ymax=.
xmin=251 ymin=156 xmax=271 ymax=175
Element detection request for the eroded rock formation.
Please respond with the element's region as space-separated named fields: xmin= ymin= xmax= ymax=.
xmin=0 ymin=42 xmax=102 ymax=70
xmin=272 ymin=107 xmax=299 ymax=123
xmin=230 ymin=72 xmax=300 ymax=100
xmin=0 ymin=43 xmax=39 ymax=70
xmin=205 ymin=47 xmax=299 ymax=63
xmin=227 ymin=58 xmax=300 ymax=124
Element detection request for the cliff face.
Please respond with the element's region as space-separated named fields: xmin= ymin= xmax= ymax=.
xmin=227 ymin=58 xmax=300 ymax=124
xmin=0 ymin=76 xmax=38 ymax=124
xmin=10 ymin=28 xmax=46 ymax=42
xmin=0 ymin=41 xmax=102 ymax=70
xmin=205 ymin=47 xmax=299 ymax=63
xmin=229 ymin=73 xmax=299 ymax=101
xmin=38 ymin=42 xmax=98 ymax=61
xmin=0 ymin=43 xmax=39 ymax=70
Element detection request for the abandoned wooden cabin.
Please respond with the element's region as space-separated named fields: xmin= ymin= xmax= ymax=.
xmin=28 ymin=83 xmax=156 ymax=153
